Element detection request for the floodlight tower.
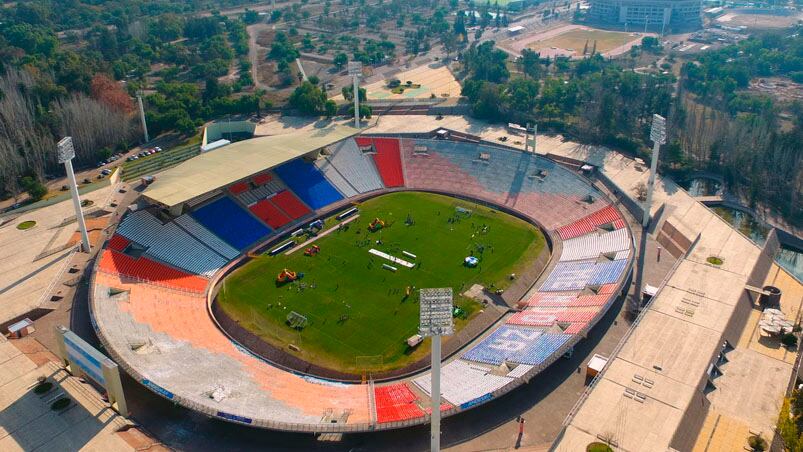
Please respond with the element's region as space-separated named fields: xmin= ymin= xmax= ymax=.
xmin=643 ymin=114 xmax=666 ymax=228
xmin=136 ymin=91 xmax=149 ymax=143
xmin=57 ymin=137 xmax=91 ymax=253
xmin=419 ymin=288 xmax=454 ymax=452
xmin=348 ymin=61 xmax=362 ymax=129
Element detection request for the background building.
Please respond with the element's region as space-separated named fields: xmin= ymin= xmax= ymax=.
xmin=589 ymin=0 xmax=703 ymax=31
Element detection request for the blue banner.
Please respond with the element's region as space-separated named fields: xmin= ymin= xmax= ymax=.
xmin=142 ymin=379 xmax=174 ymax=400
xmin=460 ymin=393 xmax=493 ymax=410
xmin=217 ymin=411 xmax=253 ymax=424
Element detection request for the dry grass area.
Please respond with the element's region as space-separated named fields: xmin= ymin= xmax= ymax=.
xmin=527 ymin=28 xmax=637 ymax=56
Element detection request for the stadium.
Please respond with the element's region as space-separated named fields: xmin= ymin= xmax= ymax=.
xmin=88 ymin=124 xmax=635 ymax=432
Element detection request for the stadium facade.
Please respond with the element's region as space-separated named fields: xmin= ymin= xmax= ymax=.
xmin=588 ymin=0 xmax=703 ymax=30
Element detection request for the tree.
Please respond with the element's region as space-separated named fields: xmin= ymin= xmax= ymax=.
xmin=243 ymin=9 xmax=261 ymax=24
xmin=333 ymin=52 xmax=348 ymax=69
xmin=20 ymin=176 xmax=46 ymax=201
xmin=288 ymin=81 xmax=327 ymax=115
xmin=324 ymin=100 xmax=337 ymax=117
xmin=463 ymin=41 xmax=509 ymax=83
xmin=454 ymin=11 xmax=467 ymax=39
xmin=462 ymin=80 xmax=502 ymax=119
xmin=341 ymin=85 xmax=367 ymax=102
xmin=520 ymin=49 xmax=541 ymax=79
xmin=506 ymin=78 xmax=540 ymax=113
xmin=90 ymin=74 xmax=133 ymax=114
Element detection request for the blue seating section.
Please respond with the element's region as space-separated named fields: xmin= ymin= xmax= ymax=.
xmin=589 ymin=259 xmax=629 ymax=285
xmin=274 ymin=158 xmax=344 ymax=210
xmin=540 ymin=260 xmax=597 ymax=292
xmin=191 ymin=197 xmax=271 ymax=250
xmin=414 ymin=140 xmax=596 ymax=197
xmin=462 ymin=326 xmax=572 ymax=366
xmin=540 ymin=258 xmax=629 ymax=291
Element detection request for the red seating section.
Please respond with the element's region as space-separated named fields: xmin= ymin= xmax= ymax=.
xmin=556 ymin=205 xmax=625 ymax=240
xmin=252 ymin=173 xmax=272 ymax=185
xmin=107 ymin=234 xmax=130 ymax=252
xmin=272 ymin=190 xmax=312 ymax=219
xmin=370 ymin=138 xmax=405 ymax=187
xmin=249 ymin=199 xmax=292 ymax=229
xmin=98 ymin=249 xmax=208 ymax=292
xmin=228 ymin=181 xmax=250 ymax=195
xmin=374 ymin=384 xmax=425 ymax=423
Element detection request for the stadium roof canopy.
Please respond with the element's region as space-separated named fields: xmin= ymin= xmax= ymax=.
xmin=143 ymin=124 xmax=359 ymax=207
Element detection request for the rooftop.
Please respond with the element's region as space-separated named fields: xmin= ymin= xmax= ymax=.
xmin=143 ymin=124 xmax=359 ymax=207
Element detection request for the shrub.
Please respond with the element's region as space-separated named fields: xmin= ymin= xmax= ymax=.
xmin=748 ymin=434 xmax=767 ymax=451
xmin=50 ymin=397 xmax=71 ymax=411
xmin=20 ymin=176 xmax=47 ymax=201
xmin=707 ymin=256 xmax=723 ymax=265
xmin=782 ymin=333 xmax=798 ymax=348
xmin=33 ymin=381 xmax=53 ymax=394
xmin=587 ymin=443 xmax=613 ymax=452
xmin=16 ymin=220 xmax=36 ymax=230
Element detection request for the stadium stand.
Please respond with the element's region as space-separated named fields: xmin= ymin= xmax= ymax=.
xmin=462 ymin=326 xmax=573 ymax=366
xmin=325 ymin=139 xmax=384 ymax=193
xmin=559 ymin=228 xmax=630 ymax=261
xmin=273 ymin=158 xmax=344 ymax=209
xmin=414 ymin=359 xmax=515 ymax=407
xmin=228 ymin=181 xmax=250 ymax=195
xmin=314 ymin=157 xmax=359 ymax=198
xmin=116 ymin=210 xmax=228 ymax=276
xmin=252 ymin=172 xmax=273 ymax=185
xmin=250 ymin=199 xmax=292 ymax=229
xmin=235 ymin=178 xmax=285 ymax=206
xmin=401 ymin=139 xmax=609 ymax=229
xmin=98 ymin=249 xmax=209 ymax=292
xmin=366 ymin=138 xmax=405 ymax=187
xmin=271 ymin=190 xmax=312 ymax=220
xmin=191 ymin=197 xmax=271 ymax=251
xmin=107 ymin=234 xmax=130 ymax=252
xmin=556 ymin=205 xmax=626 ymax=240
xmin=174 ymin=214 xmax=240 ymax=260
xmin=374 ymin=384 xmax=425 ymax=423
xmin=539 ymin=260 xmax=597 ymax=292
xmin=588 ymin=259 xmax=629 ymax=285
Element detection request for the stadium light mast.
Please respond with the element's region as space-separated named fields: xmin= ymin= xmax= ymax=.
xmin=348 ymin=61 xmax=362 ymax=129
xmin=419 ymin=288 xmax=454 ymax=452
xmin=57 ymin=137 xmax=91 ymax=253
xmin=137 ymin=91 xmax=149 ymax=143
xmin=643 ymin=114 xmax=666 ymax=228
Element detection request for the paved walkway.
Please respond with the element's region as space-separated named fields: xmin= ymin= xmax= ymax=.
xmin=0 ymin=336 xmax=141 ymax=451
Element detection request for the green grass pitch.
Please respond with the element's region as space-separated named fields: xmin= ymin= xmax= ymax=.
xmin=216 ymin=192 xmax=546 ymax=373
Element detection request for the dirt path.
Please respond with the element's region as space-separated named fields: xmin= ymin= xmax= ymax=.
xmin=247 ymin=23 xmax=273 ymax=91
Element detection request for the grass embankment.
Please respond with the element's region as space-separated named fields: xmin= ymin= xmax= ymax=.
xmin=217 ymin=192 xmax=546 ymax=373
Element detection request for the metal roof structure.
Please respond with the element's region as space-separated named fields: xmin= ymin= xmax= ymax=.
xmin=143 ymin=124 xmax=359 ymax=207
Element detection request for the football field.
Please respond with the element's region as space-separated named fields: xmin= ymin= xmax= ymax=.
xmin=216 ymin=192 xmax=547 ymax=373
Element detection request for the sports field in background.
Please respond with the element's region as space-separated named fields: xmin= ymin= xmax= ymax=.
xmin=527 ymin=28 xmax=636 ymax=55
xmin=217 ymin=192 xmax=547 ymax=373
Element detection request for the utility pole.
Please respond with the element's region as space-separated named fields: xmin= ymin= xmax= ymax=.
xmin=57 ymin=137 xmax=91 ymax=253
xmin=137 ymin=91 xmax=149 ymax=143
xmin=348 ymin=61 xmax=362 ymax=129
xmin=643 ymin=114 xmax=666 ymax=228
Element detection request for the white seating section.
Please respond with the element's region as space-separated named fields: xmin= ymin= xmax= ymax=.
xmin=559 ymin=228 xmax=630 ymax=261
xmin=116 ymin=210 xmax=228 ymax=276
xmin=174 ymin=214 xmax=240 ymax=260
xmin=315 ymin=158 xmax=359 ymax=198
xmin=322 ymin=139 xmax=385 ymax=193
xmin=237 ymin=179 xmax=285 ymax=205
xmin=413 ymin=359 xmax=514 ymax=407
